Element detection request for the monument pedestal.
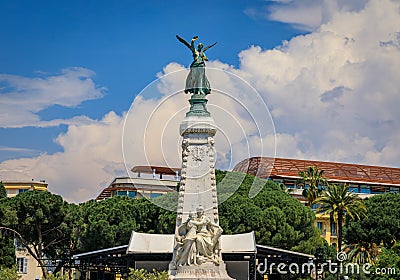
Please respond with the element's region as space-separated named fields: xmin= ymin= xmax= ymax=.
xmin=169 ymin=36 xmax=235 ymax=279
xmin=169 ymin=96 xmax=235 ymax=279
xmin=170 ymin=263 xmax=233 ymax=280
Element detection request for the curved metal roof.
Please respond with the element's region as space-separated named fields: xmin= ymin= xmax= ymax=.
xmin=233 ymin=157 xmax=400 ymax=186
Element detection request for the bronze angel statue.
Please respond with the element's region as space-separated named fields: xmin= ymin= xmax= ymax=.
xmin=176 ymin=35 xmax=217 ymax=95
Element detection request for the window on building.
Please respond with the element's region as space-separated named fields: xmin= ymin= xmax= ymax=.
xmin=371 ymin=186 xmax=386 ymax=194
xmin=14 ymin=238 xmax=25 ymax=250
xmin=283 ymin=180 xmax=295 ymax=188
xmin=349 ymin=184 xmax=359 ymax=193
xmin=317 ymin=222 xmax=326 ymax=236
xmin=331 ymin=222 xmax=337 ymax=236
xmin=359 ymin=185 xmax=370 ymax=194
xmin=390 ymin=187 xmax=400 ymax=193
xmin=116 ymin=191 xmax=127 ymax=196
xmin=17 ymin=258 xmax=28 ymax=274
xmin=150 ymin=193 xmax=163 ymax=198
xmin=128 ymin=191 xmax=137 ymax=198
xmin=18 ymin=189 xmax=29 ymax=194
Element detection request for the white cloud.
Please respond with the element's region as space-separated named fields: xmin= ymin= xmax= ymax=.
xmin=0 ymin=65 xmax=275 ymax=202
xmin=259 ymin=0 xmax=369 ymax=31
xmin=237 ymin=0 xmax=400 ymax=167
xmin=123 ymin=63 xmax=275 ymax=172
xmin=0 ymin=67 xmax=106 ymax=128
xmin=0 ymin=112 xmax=125 ymax=202
xmin=0 ymin=146 xmax=37 ymax=153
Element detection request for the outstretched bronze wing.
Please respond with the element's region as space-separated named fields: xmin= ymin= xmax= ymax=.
xmin=203 ymin=42 xmax=217 ymax=52
xmin=176 ymin=35 xmax=192 ymax=49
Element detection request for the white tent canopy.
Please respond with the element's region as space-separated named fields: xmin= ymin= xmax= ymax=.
xmin=126 ymin=231 xmax=256 ymax=254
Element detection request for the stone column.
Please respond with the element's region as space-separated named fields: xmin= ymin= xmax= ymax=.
xmin=169 ymin=94 xmax=234 ymax=280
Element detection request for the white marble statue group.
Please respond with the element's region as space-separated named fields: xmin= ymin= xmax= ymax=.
xmin=172 ymin=206 xmax=223 ymax=268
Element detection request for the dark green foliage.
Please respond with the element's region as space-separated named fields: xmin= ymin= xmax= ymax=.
xmin=297 ymin=166 xmax=327 ymax=207
xmin=0 ymin=190 xmax=69 ymax=277
xmin=9 ymin=191 xmax=68 ymax=257
xmin=76 ymin=196 xmax=177 ymax=252
xmin=316 ymin=184 xmax=366 ymax=255
xmin=153 ymin=191 xmax=178 ymax=212
xmin=0 ymin=182 xmax=16 ymax=269
xmin=344 ymin=193 xmax=400 ymax=248
xmin=292 ymin=235 xmax=336 ymax=256
xmin=74 ymin=170 xmax=322 ymax=255
xmin=217 ymin=171 xmax=322 ymax=252
xmin=128 ymin=268 xmax=169 ymax=280
xmin=0 ymin=169 xmax=326 ymax=273
xmin=0 ymin=232 xmax=15 ymax=269
xmin=0 ymin=266 xmax=19 ymax=280
xmin=370 ymin=243 xmax=400 ymax=280
xmin=0 ymin=182 xmax=6 ymax=199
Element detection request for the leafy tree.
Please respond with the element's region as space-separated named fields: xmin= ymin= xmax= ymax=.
xmin=76 ymin=196 xmax=175 ymax=252
xmin=345 ymin=193 xmax=400 ymax=248
xmin=345 ymin=241 xmax=380 ymax=265
xmin=343 ymin=193 xmax=400 ymax=279
xmin=128 ymin=269 xmax=169 ymax=280
xmin=315 ymin=184 xmax=367 ymax=280
xmin=292 ymin=235 xmax=337 ymax=257
xmin=370 ymin=242 xmax=400 ymax=280
xmin=0 ymin=266 xmax=20 ymax=280
xmin=0 ymin=231 xmax=15 ymax=269
xmin=0 ymin=190 xmax=69 ymax=278
xmin=0 ymin=182 xmax=6 ymax=198
xmin=297 ymin=166 xmax=327 ymax=207
xmin=217 ymin=171 xmax=324 ymax=253
xmin=43 ymin=272 xmax=69 ymax=280
xmin=316 ymin=184 xmax=366 ymax=253
xmin=75 ymin=170 xmax=323 ymax=256
xmin=0 ymin=181 xmax=16 ymax=269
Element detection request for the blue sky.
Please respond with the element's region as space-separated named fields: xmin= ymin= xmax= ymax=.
xmin=0 ymin=0 xmax=303 ymax=162
xmin=1 ymin=0 xmax=399 ymax=202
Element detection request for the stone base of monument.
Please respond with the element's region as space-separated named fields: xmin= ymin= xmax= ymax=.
xmin=170 ymin=263 xmax=234 ymax=280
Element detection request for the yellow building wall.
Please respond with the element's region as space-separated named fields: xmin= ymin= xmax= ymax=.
xmin=16 ymin=248 xmax=43 ymax=280
xmin=3 ymin=181 xmax=48 ymax=197
xmin=315 ymin=213 xmax=338 ymax=246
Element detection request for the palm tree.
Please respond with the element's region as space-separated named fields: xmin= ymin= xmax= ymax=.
xmin=297 ymin=166 xmax=327 ymax=207
xmin=345 ymin=242 xmax=379 ymax=265
xmin=315 ymin=183 xmax=367 ymax=280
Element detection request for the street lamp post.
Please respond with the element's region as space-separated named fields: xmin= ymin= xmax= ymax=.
xmin=315 ymin=247 xmax=325 ymax=280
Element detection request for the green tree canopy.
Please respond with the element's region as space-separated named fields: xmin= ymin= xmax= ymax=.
xmin=344 ymin=193 xmax=400 ymax=248
xmin=0 ymin=182 xmax=6 ymax=199
xmin=370 ymin=242 xmax=400 ymax=280
xmin=128 ymin=268 xmax=169 ymax=280
xmin=75 ymin=196 xmax=175 ymax=252
xmin=217 ymin=171 xmax=323 ymax=253
xmin=315 ymin=183 xmax=367 ymax=280
xmin=0 ymin=190 xmax=68 ymax=278
xmin=297 ymin=166 xmax=327 ymax=207
xmin=315 ymin=184 xmax=366 ymax=253
xmin=74 ymin=170 xmax=324 ymax=256
xmin=0 ymin=181 xmax=16 ymax=269
xmin=0 ymin=169 xmax=330 ymax=276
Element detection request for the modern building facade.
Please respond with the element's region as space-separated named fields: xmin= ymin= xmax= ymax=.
xmin=3 ymin=180 xmax=48 ymax=198
xmin=233 ymin=157 xmax=400 ymax=245
xmin=2 ymin=180 xmax=48 ymax=280
xmin=96 ymin=166 xmax=180 ymax=200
